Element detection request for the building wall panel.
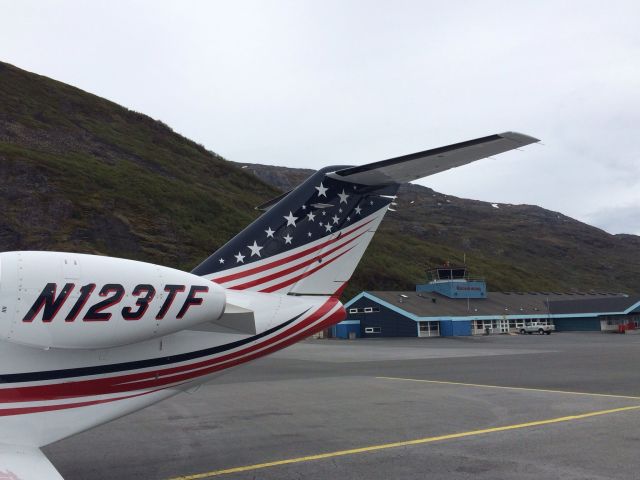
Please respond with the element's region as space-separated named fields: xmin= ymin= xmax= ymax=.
xmin=553 ymin=317 xmax=600 ymax=331
xmin=349 ymin=298 xmax=418 ymax=337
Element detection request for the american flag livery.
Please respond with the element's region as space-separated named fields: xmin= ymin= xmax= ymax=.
xmin=192 ymin=166 xmax=399 ymax=296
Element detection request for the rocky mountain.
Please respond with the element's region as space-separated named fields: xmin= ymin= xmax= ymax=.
xmin=1 ymin=61 xmax=638 ymax=300
xmin=0 ymin=61 xmax=276 ymax=270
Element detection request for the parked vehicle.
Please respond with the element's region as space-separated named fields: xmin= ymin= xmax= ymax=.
xmin=519 ymin=323 xmax=555 ymax=335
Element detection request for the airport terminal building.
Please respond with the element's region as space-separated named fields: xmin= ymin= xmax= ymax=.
xmin=334 ymin=267 xmax=640 ymax=338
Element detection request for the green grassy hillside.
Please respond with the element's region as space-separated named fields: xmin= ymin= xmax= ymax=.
xmin=1 ymin=61 xmax=639 ymax=299
xmin=0 ymin=62 xmax=277 ymax=270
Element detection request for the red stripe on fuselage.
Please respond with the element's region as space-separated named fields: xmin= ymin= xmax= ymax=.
xmin=0 ymin=388 xmax=163 ymax=417
xmin=0 ymin=305 xmax=346 ymax=416
xmin=0 ymin=298 xmax=344 ymax=405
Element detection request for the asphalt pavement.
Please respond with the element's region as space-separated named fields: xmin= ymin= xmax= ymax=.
xmin=45 ymin=333 xmax=640 ymax=480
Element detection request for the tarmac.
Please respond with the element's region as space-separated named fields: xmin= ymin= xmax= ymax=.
xmin=45 ymin=333 xmax=640 ymax=479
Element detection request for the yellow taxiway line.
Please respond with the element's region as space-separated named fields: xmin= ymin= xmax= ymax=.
xmin=167 ymin=404 xmax=640 ymax=479
xmin=376 ymin=376 xmax=640 ymax=400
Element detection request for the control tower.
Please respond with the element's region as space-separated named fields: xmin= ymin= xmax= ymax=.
xmin=416 ymin=265 xmax=487 ymax=299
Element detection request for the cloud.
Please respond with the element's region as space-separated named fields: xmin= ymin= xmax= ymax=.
xmin=585 ymin=204 xmax=640 ymax=235
xmin=1 ymin=0 xmax=639 ymax=234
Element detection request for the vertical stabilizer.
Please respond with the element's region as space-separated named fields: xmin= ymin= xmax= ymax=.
xmin=192 ymin=167 xmax=398 ymax=296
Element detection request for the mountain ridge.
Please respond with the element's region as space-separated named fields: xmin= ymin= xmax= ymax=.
xmin=239 ymin=163 xmax=640 ymax=297
xmin=1 ymin=61 xmax=638 ymax=299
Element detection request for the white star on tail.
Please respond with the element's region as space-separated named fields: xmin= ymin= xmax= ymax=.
xmin=325 ymin=223 xmax=333 ymax=232
xmin=219 ymin=258 xmax=225 ymax=264
xmin=284 ymin=211 xmax=298 ymax=227
xmin=338 ymin=189 xmax=349 ymax=204
xmin=283 ymin=233 xmax=293 ymax=244
xmin=265 ymin=227 xmax=275 ymax=238
xmin=248 ymin=241 xmax=263 ymax=257
xmin=234 ymin=252 xmax=245 ymax=263
xmin=355 ymin=205 xmax=362 ymax=215
xmin=332 ymin=215 xmax=339 ymax=225
xmin=315 ymin=182 xmax=328 ymax=197
xmin=307 ymin=211 xmax=316 ymax=222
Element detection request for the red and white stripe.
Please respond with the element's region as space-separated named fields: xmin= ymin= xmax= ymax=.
xmin=0 ymin=297 xmax=346 ymax=416
xmin=209 ymin=212 xmax=382 ymax=294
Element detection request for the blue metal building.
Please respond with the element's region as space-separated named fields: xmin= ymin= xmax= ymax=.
xmin=333 ymin=320 xmax=361 ymax=339
xmin=336 ymin=266 xmax=640 ymax=338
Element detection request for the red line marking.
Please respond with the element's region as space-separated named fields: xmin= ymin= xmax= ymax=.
xmin=331 ymin=281 xmax=349 ymax=298
xmin=259 ymin=246 xmax=355 ymax=293
xmin=0 ymin=387 xmax=162 ymax=417
xmin=212 ymin=218 xmax=376 ymax=284
xmin=0 ymin=298 xmax=344 ymax=403
xmin=0 ymin=306 xmax=346 ymax=417
xmin=229 ymin=228 xmax=369 ymax=290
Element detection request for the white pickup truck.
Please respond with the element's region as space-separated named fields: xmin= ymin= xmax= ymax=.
xmin=519 ymin=323 xmax=555 ymax=335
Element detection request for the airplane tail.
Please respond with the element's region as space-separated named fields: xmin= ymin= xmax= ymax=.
xmin=192 ymin=132 xmax=539 ymax=297
xmin=192 ymin=165 xmax=398 ymax=296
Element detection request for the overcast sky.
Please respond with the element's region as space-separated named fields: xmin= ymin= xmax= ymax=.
xmin=2 ymin=1 xmax=639 ymax=234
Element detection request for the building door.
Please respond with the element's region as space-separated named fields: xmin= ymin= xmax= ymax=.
xmin=499 ymin=318 xmax=509 ymax=333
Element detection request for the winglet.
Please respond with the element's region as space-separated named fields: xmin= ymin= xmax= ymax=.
xmin=327 ymin=131 xmax=539 ymax=186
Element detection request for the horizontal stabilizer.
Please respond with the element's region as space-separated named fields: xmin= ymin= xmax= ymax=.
xmin=212 ymin=302 xmax=257 ymax=334
xmin=188 ymin=301 xmax=257 ymax=335
xmin=327 ymin=132 xmax=539 ymax=185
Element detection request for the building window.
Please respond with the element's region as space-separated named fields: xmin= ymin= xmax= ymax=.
xmin=348 ymin=307 xmax=381 ymax=314
xmin=473 ymin=320 xmax=496 ymax=333
xmin=605 ymin=317 xmax=624 ymax=326
xmin=419 ymin=321 xmax=440 ymax=337
xmin=509 ymin=319 xmax=525 ymax=329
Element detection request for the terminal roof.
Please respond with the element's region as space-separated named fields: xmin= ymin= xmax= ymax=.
xmin=351 ymin=291 xmax=640 ymax=320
